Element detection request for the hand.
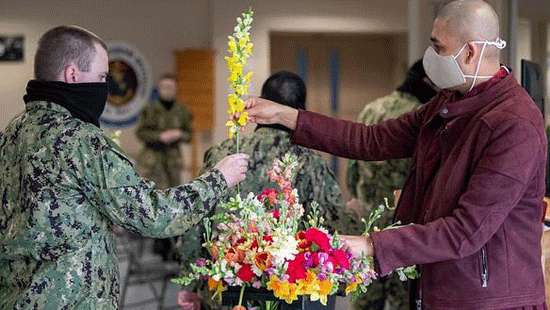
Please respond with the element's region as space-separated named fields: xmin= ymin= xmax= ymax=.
xmin=214 ymin=153 xmax=249 ymax=188
xmin=340 ymin=235 xmax=374 ymax=257
xmin=177 ymin=290 xmax=201 ymax=310
xmin=346 ymin=199 xmax=363 ymax=218
xmin=159 ymin=129 xmax=183 ymax=144
xmin=245 ymin=97 xmax=299 ymax=130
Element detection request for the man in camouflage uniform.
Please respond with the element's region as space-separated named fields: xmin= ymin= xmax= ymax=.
xmin=346 ymin=60 xmax=437 ymax=310
xmin=136 ymin=74 xmax=194 ymax=260
xmin=136 ymin=73 xmax=193 ymax=190
xmin=0 ymin=25 xmax=248 ymax=309
xmin=178 ymin=71 xmax=353 ymax=308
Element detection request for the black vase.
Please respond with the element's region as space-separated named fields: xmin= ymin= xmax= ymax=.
xmin=221 ymin=286 xmax=337 ymax=310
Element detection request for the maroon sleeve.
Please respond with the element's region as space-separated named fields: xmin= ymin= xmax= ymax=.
xmin=291 ymin=109 xmax=421 ymax=161
xmin=371 ymin=119 xmax=544 ymax=275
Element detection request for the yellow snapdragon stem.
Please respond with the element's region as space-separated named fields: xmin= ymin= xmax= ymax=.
xmin=236 ymin=130 xmax=241 ymax=194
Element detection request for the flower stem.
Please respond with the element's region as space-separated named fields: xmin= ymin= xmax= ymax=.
xmin=238 ymin=285 xmax=246 ymax=307
xmin=236 ymin=130 xmax=241 ymax=194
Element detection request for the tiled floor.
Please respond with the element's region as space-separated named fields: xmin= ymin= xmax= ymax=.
xmin=117 ymin=238 xmax=181 ymax=310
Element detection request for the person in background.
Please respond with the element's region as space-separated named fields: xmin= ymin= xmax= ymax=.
xmin=136 ymin=73 xmax=193 ymax=260
xmin=0 ymin=25 xmax=248 ymax=309
xmin=346 ymin=59 xmax=437 ymax=310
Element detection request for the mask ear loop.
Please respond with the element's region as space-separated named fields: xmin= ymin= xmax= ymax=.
xmin=468 ymin=41 xmax=488 ymax=93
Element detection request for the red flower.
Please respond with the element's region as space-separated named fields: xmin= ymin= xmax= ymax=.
xmin=258 ymin=188 xmax=278 ymax=206
xmin=237 ymin=264 xmax=255 ymax=282
xmin=296 ymin=231 xmax=312 ymax=252
xmin=263 ymin=235 xmax=273 ymax=244
xmin=286 ymin=253 xmax=307 ymax=283
xmin=330 ymin=249 xmax=350 ymax=270
xmin=304 ymin=228 xmax=331 ymax=252
xmin=250 ymin=238 xmax=259 ymax=249
xmin=271 ymin=209 xmax=280 ymax=219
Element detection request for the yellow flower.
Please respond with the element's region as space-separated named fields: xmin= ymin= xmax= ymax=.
xmin=345 ymin=275 xmax=363 ymax=295
xmin=237 ymin=112 xmax=248 ymax=127
xmin=310 ymin=279 xmax=333 ymax=306
xmin=267 ymin=275 xmax=281 ymax=292
xmin=296 ymin=270 xmax=319 ymax=295
xmin=225 ymin=9 xmax=254 ymax=139
xmin=238 ymin=37 xmax=249 ymax=48
xmin=207 ymin=278 xmax=226 ymax=302
xmin=227 ymin=37 xmax=237 ymax=54
xmin=245 ymin=43 xmax=253 ymax=55
xmin=267 ymin=276 xmax=299 ymax=304
xmin=227 ymin=94 xmax=245 ymax=115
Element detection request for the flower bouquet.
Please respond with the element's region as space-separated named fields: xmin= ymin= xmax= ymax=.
xmin=172 ymin=154 xmax=409 ymax=309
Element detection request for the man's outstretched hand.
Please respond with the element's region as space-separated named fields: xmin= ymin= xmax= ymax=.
xmin=245 ymin=97 xmax=299 ymax=130
xmin=340 ymin=235 xmax=375 ymax=258
xmin=214 ymin=153 xmax=249 ymax=188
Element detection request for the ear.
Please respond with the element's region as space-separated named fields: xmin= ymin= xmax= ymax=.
xmin=464 ymin=42 xmax=477 ymax=65
xmin=63 ymin=64 xmax=80 ymax=83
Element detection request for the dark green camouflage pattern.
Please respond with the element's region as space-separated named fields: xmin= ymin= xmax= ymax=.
xmin=136 ymin=101 xmax=192 ymax=189
xmin=347 ymin=91 xmax=419 ymax=310
xmin=202 ymin=127 xmax=351 ymax=231
xmin=0 ymin=101 xmax=226 ymax=309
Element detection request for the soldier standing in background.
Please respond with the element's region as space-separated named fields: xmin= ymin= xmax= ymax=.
xmin=346 ymin=59 xmax=437 ymax=310
xmin=137 ymin=73 xmax=193 ymax=189
xmin=136 ymin=73 xmax=193 ymax=260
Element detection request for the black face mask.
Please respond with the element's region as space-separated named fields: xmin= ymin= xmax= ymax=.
xmin=159 ymin=99 xmax=175 ymax=110
xmin=23 ymin=80 xmax=108 ymax=127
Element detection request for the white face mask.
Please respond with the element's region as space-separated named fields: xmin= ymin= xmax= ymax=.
xmin=423 ymin=38 xmax=506 ymax=92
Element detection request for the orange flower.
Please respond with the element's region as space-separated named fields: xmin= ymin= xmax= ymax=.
xmin=208 ymin=278 xmax=220 ymax=291
xmin=254 ymin=252 xmax=271 ymax=271
xmin=210 ymin=245 xmax=219 ymax=260
xmin=225 ymin=248 xmax=244 ymax=264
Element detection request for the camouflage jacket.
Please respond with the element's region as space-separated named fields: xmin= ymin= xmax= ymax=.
xmin=347 ymin=91 xmax=420 ymax=226
xmin=136 ymin=101 xmax=193 ymax=187
xmin=202 ymin=127 xmax=350 ymax=232
xmin=0 ymin=101 xmax=226 ymax=309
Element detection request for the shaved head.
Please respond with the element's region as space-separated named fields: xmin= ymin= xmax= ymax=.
xmin=437 ymin=0 xmax=499 ymax=41
xmin=434 ymin=0 xmax=501 ymax=59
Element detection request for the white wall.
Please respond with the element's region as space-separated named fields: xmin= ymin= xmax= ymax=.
xmin=0 ymin=0 xmax=210 ymax=156
xmin=211 ymin=0 xmax=408 ymax=143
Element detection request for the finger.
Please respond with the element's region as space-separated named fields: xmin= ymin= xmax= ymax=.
xmin=233 ymin=153 xmax=250 ymax=159
xmin=245 ymin=97 xmax=257 ymax=109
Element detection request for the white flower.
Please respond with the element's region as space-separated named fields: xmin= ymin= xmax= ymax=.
xmin=267 ymin=232 xmax=299 ymax=266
